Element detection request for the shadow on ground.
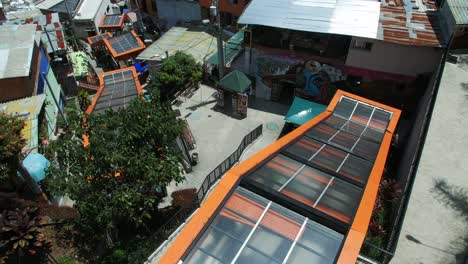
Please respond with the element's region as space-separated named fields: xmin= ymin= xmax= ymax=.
xmin=432 ymin=179 xmax=468 ymax=264
xmin=248 ymin=98 xmax=290 ymax=116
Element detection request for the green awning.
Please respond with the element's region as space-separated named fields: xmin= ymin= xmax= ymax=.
xmin=219 ymin=70 xmax=252 ymax=94
xmin=285 ymin=97 xmax=327 ymax=126
xmin=207 ymin=28 xmax=244 ymax=66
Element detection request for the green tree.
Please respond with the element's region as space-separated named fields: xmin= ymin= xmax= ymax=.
xmin=153 ymin=51 xmax=203 ymax=98
xmin=45 ymin=92 xmax=185 ymax=240
xmin=0 ymin=113 xmax=25 ymax=192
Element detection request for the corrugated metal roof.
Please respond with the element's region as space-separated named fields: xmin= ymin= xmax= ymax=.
xmin=36 ymin=0 xmax=65 ymax=9
xmin=137 ymin=26 xmax=219 ymax=63
xmin=0 ymin=24 xmax=37 ymax=79
xmin=446 ymin=0 xmax=468 ymax=25
xmin=238 ymin=0 xmax=443 ymax=47
xmin=5 ymin=8 xmax=43 ymax=20
xmin=378 ymin=0 xmax=443 ymax=47
xmin=0 ymin=95 xmax=46 ymax=151
xmin=35 ymin=0 xmax=80 ymax=14
xmin=4 ymin=13 xmax=67 ymax=53
xmin=238 ymin=0 xmax=381 ymax=39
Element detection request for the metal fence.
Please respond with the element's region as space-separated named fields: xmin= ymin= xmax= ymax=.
xmin=196 ymin=124 xmax=263 ymax=203
xmin=145 ymin=124 xmax=263 ymax=263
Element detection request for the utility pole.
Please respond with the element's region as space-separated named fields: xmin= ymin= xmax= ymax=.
xmin=211 ymin=0 xmax=225 ymax=79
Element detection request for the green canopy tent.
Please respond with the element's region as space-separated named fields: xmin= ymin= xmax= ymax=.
xmin=218 ymin=70 xmax=252 ymax=93
xmin=285 ymin=97 xmax=327 ymax=126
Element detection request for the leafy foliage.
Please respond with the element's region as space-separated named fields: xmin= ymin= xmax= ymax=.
xmin=45 ymin=92 xmax=185 ymax=239
xmin=379 ymin=178 xmax=402 ymax=203
xmin=152 ymin=51 xmax=203 ymax=98
xmin=0 ymin=114 xmax=25 ymax=186
xmin=77 ymin=90 xmax=91 ymax=112
xmin=0 ymin=207 xmax=51 ymax=260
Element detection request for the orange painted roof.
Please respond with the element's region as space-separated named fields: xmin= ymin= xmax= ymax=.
xmin=99 ymin=14 xmax=127 ymax=30
xmin=87 ymin=32 xmax=113 ymax=45
xmin=85 ymin=66 xmax=143 ymax=115
xmin=103 ymin=30 xmax=145 ymax=59
xmin=158 ymin=90 xmax=401 ymax=264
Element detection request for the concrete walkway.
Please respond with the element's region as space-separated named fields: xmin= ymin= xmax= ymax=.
xmin=159 ymin=84 xmax=287 ymax=207
xmin=392 ymin=58 xmax=468 ymax=264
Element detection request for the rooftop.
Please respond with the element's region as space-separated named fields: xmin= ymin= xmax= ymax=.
xmin=99 ymin=14 xmax=126 ymax=29
xmin=35 ymin=0 xmax=80 ymax=14
xmin=446 ymin=0 xmax=468 ymax=25
xmin=87 ymin=32 xmax=113 ymax=45
xmin=73 ymin=0 xmax=102 ymax=21
xmin=137 ymin=27 xmax=219 ymax=63
xmin=0 ymin=95 xmax=46 ymax=151
xmin=238 ymin=0 xmax=381 ymax=40
xmin=157 ymin=90 xmax=401 ymax=264
xmin=5 ymin=7 xmax=43 ymax=21
xmin=378 ymin=0 xmax=443 ymax=47
xmin=238 ymin=0 xmax=444 ymax=47
xmin=103 ymin=30 xmax=145 ymax=59
xmin=218 ymin=70 xmax=252 ymax=94
xmin=4 ymin=13 xmax=66 ymax=54
xmin=86 ymin=67 xmax=143 ymax=115
xmin=0 ymin=24 xmax=38 ymax=79
xmin=35 ymin=0 xmax=63 ymax=9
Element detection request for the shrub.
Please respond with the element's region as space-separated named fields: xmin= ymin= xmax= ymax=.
xmin=56 ymin=256 xmax=76 ymax=264
xmin=0 ymin=207 xmax=51 ymax=262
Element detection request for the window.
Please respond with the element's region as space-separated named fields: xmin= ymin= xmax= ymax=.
xmin=229 ymin=0 xmax=238 ymax=4
xmin=351 ymin=39 xmax=373 ymax=51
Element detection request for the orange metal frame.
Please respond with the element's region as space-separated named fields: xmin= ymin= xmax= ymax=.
xmin=103 ymin=30 xmax=145 ymax=60
xmin=87 ymin=32 xmax=113 ymax=45
xmin=83 ymin=66 xmax=143 ymax=147
xmin=98 ymin=14 xmax=127 ymax=30
xmin=158 ymin=90 xmax=401 ymax=264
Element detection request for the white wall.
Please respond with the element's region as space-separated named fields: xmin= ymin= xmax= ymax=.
xmin=156 ymin=0 xmax=201 ymax=30
xmin=94 ymin=0 xmax=112 ymax=33
xmin=346 ymin=38 xmax=443 ymax=77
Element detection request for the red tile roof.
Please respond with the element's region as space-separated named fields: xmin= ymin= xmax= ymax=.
xmin=378 ymin=0 xmax=444 ymax=47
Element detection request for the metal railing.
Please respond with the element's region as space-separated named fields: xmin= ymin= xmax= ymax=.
xmin=145 ymin=124 xmax=263 ymax=263
xmin=196 ymin=124 xmax=263 ymax=203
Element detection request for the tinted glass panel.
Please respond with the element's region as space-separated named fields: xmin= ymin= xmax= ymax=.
xmin=310 ymin=145 xmax=346 ymax=172
xmin=369 ymin=109 xmax=391 ymax=131
xmin=333 ymin=97 xmax=356 ymax=119
xmin=280 ymin=166 xmax=332 ymax=207
xmin=284 ymin=137 xmax=323 ymax=161
xmin=184 ymin=187 xmax=344 ymax=264
xmin=336 ymin=155 xmax=372 ymax=184
xmin=315 ymin=179 xmax=361 ymax=223
xmin=248 ymin=155 xmax=303 ymax=190
xmin=350 ymin=103 xmax=373 ymax=125
xmin=286 ymin=221 xmax=343 ymax=264
xmin=351 ymin=138 xmax=380 ymax=161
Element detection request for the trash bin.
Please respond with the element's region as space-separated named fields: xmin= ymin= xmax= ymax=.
xmin=191 ymin=152 xmax=199 ymax=166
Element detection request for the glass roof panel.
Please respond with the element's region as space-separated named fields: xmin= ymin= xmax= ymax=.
xmin=183 ymin=187 xmax=344 ymax=264
xmin=315 ymin=179 xmax=362 ymax=223
xmin=333 ymin=97 xmax=357 ymax=119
